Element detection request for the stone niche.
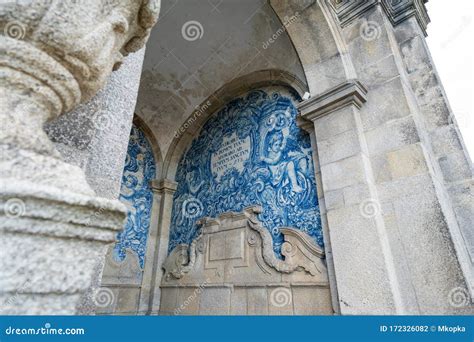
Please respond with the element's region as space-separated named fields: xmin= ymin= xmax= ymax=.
xmin=160 ymin=206 xmax=333 ymax=315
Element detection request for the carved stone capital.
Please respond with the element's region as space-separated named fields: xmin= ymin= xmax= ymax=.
xmin=297 ymin=80 xmax=367 ymax=121
xmin=329 ymin=0 xmax=430 ymax=35
xmin=1 ymin=0 xmax=160 ymax=103
xmin=381 ymin=0 xmax=430 ymax=36
xmin=0 ymin=0 xmax=160 ymax=194
xmin=329 ymin=0 xmax=378 ymax=27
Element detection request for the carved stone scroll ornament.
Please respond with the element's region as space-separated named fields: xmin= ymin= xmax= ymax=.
xmin=162 ymin=206 xmax=326 ymax=281
xmin=245 ymin=206 xmax=325 ymax=275
xmin=0 ymin=0 xmax=160 ymax=314
xmin=163 ymin=232 xmax=204 ymax=280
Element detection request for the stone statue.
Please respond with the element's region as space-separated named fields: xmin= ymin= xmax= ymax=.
xmin=0 ymin=0 xmax=160 ymax=314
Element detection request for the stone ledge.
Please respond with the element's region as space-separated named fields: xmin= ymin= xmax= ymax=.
xmin=297 ymin=80 xmax=368 ymax=121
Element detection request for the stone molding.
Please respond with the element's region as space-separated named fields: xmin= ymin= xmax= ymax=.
xmin=329 ymin=0 xmax=430 ymax=35
xmin=381 ymin=0 xmax=430 ymax=35
xmin=162 ymin=206 xmax=327 ymax=282
xmin=150 ymin=179 xmax=178 ymax=195
xmin=297 ymin=80 xmax=368 ymax=121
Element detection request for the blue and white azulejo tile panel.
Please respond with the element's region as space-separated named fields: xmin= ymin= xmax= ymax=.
xmin=115 ymin=124 xmax=156 ymax=268
xmin=169 ymin=87 xmax=323 ymax=256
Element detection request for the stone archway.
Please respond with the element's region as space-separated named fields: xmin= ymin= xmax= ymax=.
xmin=158 ymin=83 xmax=333 ymax=315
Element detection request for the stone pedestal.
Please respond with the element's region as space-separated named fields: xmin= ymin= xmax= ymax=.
xmin=160 ymin=207 xmax=332 ymax=315
xmin=0 ymin=36 xmax=127 ymax=314
xmin=0 ymin=0 xmax=160 ymax=314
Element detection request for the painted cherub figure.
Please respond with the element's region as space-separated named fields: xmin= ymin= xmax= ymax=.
xmin=260 ymin=129 xmax=304 ymax=193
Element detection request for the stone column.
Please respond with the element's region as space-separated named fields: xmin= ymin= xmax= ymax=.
xmin=147 ymin=179 xmax=177 ymax=314
xmin=393 ymin=10 xmax=474 ymax=304
xmin=299 ymin=80 xmax=406 ymax=314
xmin=327 ymin=0 xmax=472 ymax=314
xmin=45 ymin=49 xmax=147 ymax=200
xmin=0 ymin=0 xmax=159 ymax=314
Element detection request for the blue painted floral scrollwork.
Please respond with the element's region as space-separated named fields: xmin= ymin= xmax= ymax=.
xmin=169 ymin=88 xmax=323 ymax=256
xmin=115 ymin=124 xmax=156 ymax=268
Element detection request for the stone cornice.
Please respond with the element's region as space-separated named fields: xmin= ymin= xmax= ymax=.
xmin=329 ymin=0 xmax=378 ymax=27
xmin=329 ymin=0 xmax=430 ymax=35
xmin=381 ymin=0 xmax=430 ymax=36
xmin=297 ymin=80 xmax=367 ymax=121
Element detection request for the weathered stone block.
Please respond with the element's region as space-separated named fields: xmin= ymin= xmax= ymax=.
xmin=386 ymin=143 xmax=428 ymax=179
xmin=199 ymin=288 xmax=231 ymax=315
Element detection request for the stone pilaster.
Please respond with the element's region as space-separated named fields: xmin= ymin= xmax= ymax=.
xmin=334 ymin=2 xmax=472 ymax=313
xmin=147 ymin=179 xmax=178 ymax=314
xmin=46 ymin=49 xmax=147 ymax=200
xmin=299 ymin=80 xmax=406 ymax=314
xmin=393 ymin=10 xmax=474 ymax=305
